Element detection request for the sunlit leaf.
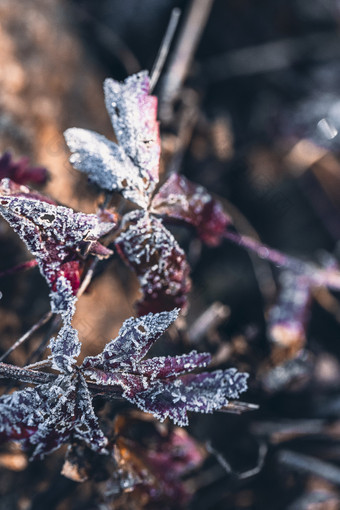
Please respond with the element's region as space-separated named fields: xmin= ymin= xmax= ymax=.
xmin=65 ymin=71 xmax=160 ymax=208
xmin=151 ymin=173 xmax=231 ymax=246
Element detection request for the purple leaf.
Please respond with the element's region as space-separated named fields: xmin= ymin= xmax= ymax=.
xmin=0 ymin=151 xmax=47 ymax=185
xmin=137 ymin=351 xmax=211 ymax=379
xmin=83 ymin=310 xmax=248 ymax=426
xmin=0 ymin=374 xmax=107 ymax=459
xmin=115 ymin=210 xmax=191 ymax=315
xmin=82 ymin=309 xmax=180 ymax=370
xmin=65 ymin=71 xmax=160 ymax=208
xmin=151 ymin=173 xmax=231 ymax=246
xmin=0 ymin=178 xmax=114 ymax=313
xmin=128 ymin=368 xmax=249 ymax=426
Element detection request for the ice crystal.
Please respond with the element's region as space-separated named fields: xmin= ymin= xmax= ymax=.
xmin=0 ymin=178 xmax=114 ymax=311
xmin=65 ymin=71 xmax=160 ymax=208
xmin=115 ymin=210 xmax=191 ymax=314
xmin=0 ymin=374 xmax=107 ymax=459
xmin=151 ymin=173 xmax=231 ymax=246
xmin=49 ymin=321 xmax=81 ymax=374
xmin=83 ymin=310 xmax=248 ymax=426
xmin=82 ymin=308 xmax=180 ymax=370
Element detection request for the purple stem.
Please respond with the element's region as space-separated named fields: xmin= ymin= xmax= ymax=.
xmin=224 ymin=230 xmax=340 ymax=291
xmin=0 ymin=259 xmax=38 ymax=279
xmin=0 ymin=362 xmax=124 ymax=399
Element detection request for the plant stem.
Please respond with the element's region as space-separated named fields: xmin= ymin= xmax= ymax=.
xmin=0 ymin=259 xmax=38 ymax=279
xmin=0 ymin=310 xmax=53 ymax=362
xmin=0 ymin=362 xmax=54 ymax=385
xmin=224 ymin=230 xmax=340 ymax=291
xmin=149 ymin=7 xmax=181 ymax=93
xmin=0 ymin=361 xmax=124 ymax=399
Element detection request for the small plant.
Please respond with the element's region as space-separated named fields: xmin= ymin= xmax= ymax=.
xmin=0 ymin=72 xmax=248 ymax=469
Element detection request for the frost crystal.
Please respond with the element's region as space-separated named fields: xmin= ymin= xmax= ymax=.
xmin=49 ymin=321 xmax=81 ymax=374
xmin=83 ymin=310 xmax=249 ymax=426
xmin=115 ymin=210 xmax=191 ymax=314
xmin=151 ymin=173 xmax=231 ymax=246
xmin=65 ymin=71 xmax=160 ymax=208
xmin=0 ymin=178 xmax=114 ymax=311
xmin=0 ymin=374 xmax=107 ymax=459
xmin=82 ymin=309 xmax=180 ymax=370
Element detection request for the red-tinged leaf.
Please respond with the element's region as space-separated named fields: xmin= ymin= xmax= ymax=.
xmin=0 ymin=176 xmax=55 ymax=204
xmin=0 ymin=387 xmax=41 ymax=444
xmin=151 ymin=173 xmax=231 ymax=246
xmin=115 ymin=210 xmax=191 ymax=315
xmin=0 ymin=178 xmax=115 ymax=313
xmin=65 ymin=71 xmax=160 ymax=208
xmin=0 ymin=151 xmax=47 ymax=185
xmin=83 ymin=311 xmax=248 ymax=426
xmin=147 ymin=427 xmax=205 ymax=477
xmin=0 ymin=374 xmax=107 ymax=459
xmin=110 ymin=416 xmax=205 ymax=505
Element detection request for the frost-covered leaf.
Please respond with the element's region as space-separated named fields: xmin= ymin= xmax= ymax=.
xmin=137 ymin=351 xmax=211 ymax=380
xmin=104 ymin=71 xmax=160 ymax=186
xmin=0 ymin=386 xmax=43 ymax=444
xmin=0 ymin=178 xmax=114 ymax=312
xmin=115 ymin=210 xmax=191 ymax=315
xmin=64 ymin=128 xmax=150 ymax=208
xmin=128 ymin=368 xmax=249 ymax=426
xmin=0 ymin=375 xmax=107 ymax=459
xmin=151 ymin=174 xmax=231 ymax=246
xmin=0 ymin=151 xmax=47 ymax=185
xmin=82 ymin=309 xmax=180 ymax=371
xmin=49 ymin=322 xmax=81 ymax=374
xmin=65 ymin=71 xmax=160 ymax=208
xmin=83 ymin=311 xmax=248 ymax=426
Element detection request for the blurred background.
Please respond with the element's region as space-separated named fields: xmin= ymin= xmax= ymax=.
xmin=2 ymin=1 xmax=340 ymax=509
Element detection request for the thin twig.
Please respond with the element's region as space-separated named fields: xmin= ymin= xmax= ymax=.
xmin=0 ymin=310 xmax=53 ymax=362
xmin=160 ymin=0 xmax=215 ymax=119
xmin=0 ymin=259 xmax=38 ymax=279
xmin=69 ymin=4 xmax=140 ymax=74
xmin=149 ymin=8 xmax=181 ymax=93
xmin=24 ymin=359 xmax=52 ymax=371
xmin=77 ymin=258 xmax=99 ymax=298
xmin=24 ymin=315 xmax=61 ymax=366
xmin=200 ymin=31 xmax=340 ymax=83
xmin=278 ymin=449 xmax=340 ymax=486
xmin=188 ymin=302 xmax=229 ymax=345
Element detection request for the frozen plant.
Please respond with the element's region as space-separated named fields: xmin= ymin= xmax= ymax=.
xmin=0 ymin=71 xmax=249 ymax=465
